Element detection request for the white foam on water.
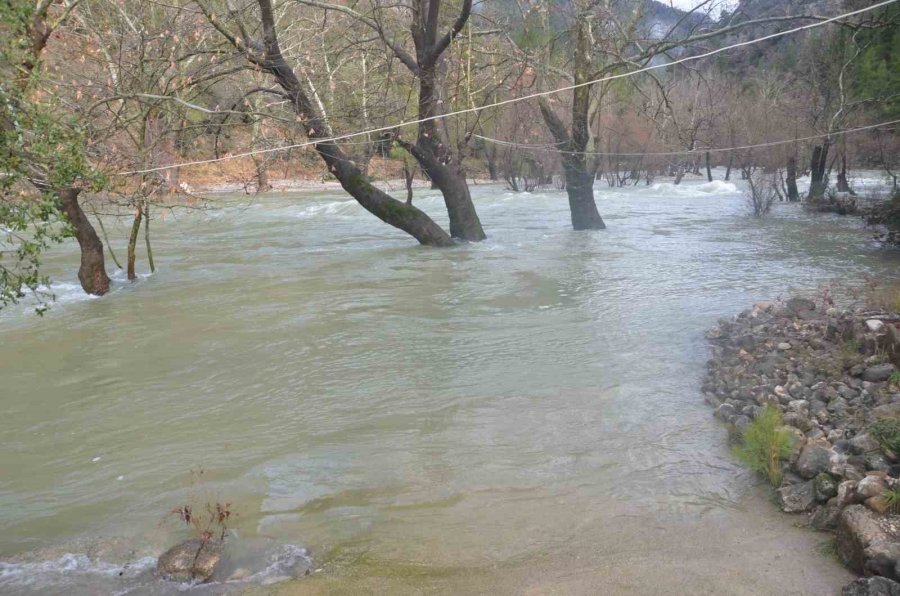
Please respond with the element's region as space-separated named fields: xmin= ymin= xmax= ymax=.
xmin=0 ymin=554 xmax=156 ymax=587
xmin=697 ymin=180 xmax=739 ymax=194
xmin=290 ymin=201 xmax=359 ymax=219
xmin=226 ymin=544 xmax=311 ymax=586
xmin=0 ymin=543 xmax=310 ymax=594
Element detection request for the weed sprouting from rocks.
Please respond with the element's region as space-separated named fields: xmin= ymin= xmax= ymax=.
xmin=732 ymin=405 xmax=795 ymax=487
xmin=883 ymin=487 xmax=900 ymax=515
xmin=870 ymin=418 xmax=900 ymax=456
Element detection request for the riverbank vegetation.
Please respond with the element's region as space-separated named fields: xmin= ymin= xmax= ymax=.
xmin=732 ymin=405 xmax=794 ymax=486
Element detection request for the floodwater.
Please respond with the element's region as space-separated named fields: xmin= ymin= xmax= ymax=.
xmin=1 ymin=174 xmax=897 ymax=594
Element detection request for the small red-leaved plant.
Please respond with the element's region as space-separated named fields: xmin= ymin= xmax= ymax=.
xmin=166 ymin=469 xmax=235 ymax=544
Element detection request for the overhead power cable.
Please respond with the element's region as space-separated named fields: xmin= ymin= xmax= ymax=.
xmin=117 ymin=0 xmax=898 ymax=176
xmin=472 ymin=120 xmax=900 ymax=157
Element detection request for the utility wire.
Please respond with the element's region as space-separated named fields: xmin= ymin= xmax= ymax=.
xmin=472 ymin=120 xmax=900 ymax=157
xmin=118 ymin=0 xmax=898 ymax=176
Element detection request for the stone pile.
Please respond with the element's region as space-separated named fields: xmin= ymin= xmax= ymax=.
xmin=705 ymin=297 xmax=900 ymax=593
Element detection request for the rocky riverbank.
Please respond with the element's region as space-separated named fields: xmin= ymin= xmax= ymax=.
xmin=704 ymin=296 xmax=900 ymax=594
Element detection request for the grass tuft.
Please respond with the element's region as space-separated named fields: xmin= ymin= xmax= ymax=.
xmin=732 ymin=405 xmax=795 ymax=486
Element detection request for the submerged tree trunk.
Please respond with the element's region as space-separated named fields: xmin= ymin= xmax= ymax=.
xmin=211 ymin=0 xmax=454 ymax=247
xmin=58 ymin=188 xmax=110 ymax=295
xmin=808 ymin=141 xmax=830 ymax=201
xmin=705 ymin=152 xmax=713 ymax=182
xmin=565 ymin=166 xmax=605 ymax=230
xmin=786 ymin=156 xmax=800 ymax=202
xmin=538 ymin=99 xmax=605 ymax=230
xmin=537 ymin=17 xmax=605 ymax=231
xmin=127 ymin=203 xmax=143 ymax=281
xmin=407 ymin=11 xmax=485 ymax=241
xmin=144 ymin=201 xmax=156 ymax=273
xmin=254 ymin=157 xmax=271 ymax=193
xmin=836 ymin=154 xmax=855 ymax=195
xmin=724 ymin=154 xmax=733 ymax=181
xmin=403 ymin=165 xmax=415 ymax=205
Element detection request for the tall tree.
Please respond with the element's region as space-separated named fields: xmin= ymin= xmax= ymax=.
xmin=297 ymin=0 xmax=487 ymax=241
xmin=1 ymin=0 xmax=109 ymax=307
xmin=196 ymin=0 xmax=454 ymax=246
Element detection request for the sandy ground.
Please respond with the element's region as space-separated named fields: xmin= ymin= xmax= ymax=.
xmin=242 ymin=487 xmax=852 ymax=596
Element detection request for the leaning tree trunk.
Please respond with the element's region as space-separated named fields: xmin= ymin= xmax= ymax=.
xmin=58 ymin=188 xmax=110 ymax=295
xmin=786 ymin=156 xmax=800 ymax=202
xmin=724 ymin=154 xmax=733 ymax=181
xmin=234 ymin=0 xmax=454 ymax=247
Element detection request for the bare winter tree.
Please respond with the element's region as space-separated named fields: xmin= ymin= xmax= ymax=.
xmin=509 ymin=0 xmax=824 ymax=231
xmin=295 ymin=0 xmax=487 ymax=241
xmin=195 ymin=0 xmax=455 ymax=246
xmin=746 ymin=170 xmax=778 ymax=217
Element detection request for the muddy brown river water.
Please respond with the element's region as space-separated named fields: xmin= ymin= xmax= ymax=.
xmin=1 ymin=175 xmax=897 ymax=594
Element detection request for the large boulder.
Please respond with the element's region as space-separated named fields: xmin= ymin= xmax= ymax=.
xmin=786 ymin=297 xmax=816 ymax=316
xmin=797 ymin=440 xmax=836 ymax=479
xmin=777 ymin=479 xmax=816 ymax=513
xmin=814 ymin=473 xmax=839 ymax=502
xmin=858 ymin=475 xmax=887 ymax=500
xmin=811 ymin=503 xmax=843 ymax=531
xmin=157 ymin=538 xmax=223 ymax=583
xmin=714 ymin=403 xmax=737 ymax=422
xmin=837 ymin=505 xmax=900 ymax=580
xmin=842 ymin=577 xmax=900 ymax=596
xmin=852 ymin=434 xmax=883 ymax=455
xmin=864 ymin=365 xmax=897 ymax=383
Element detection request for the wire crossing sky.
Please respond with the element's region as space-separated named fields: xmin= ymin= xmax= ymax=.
xmin=473 ymin=120 xmax=900 ymax=158
xmin=118 ymin=0 xmax=899 ymax=176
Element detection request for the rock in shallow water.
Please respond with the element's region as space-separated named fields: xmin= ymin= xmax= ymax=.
xmin=157 ymin=538 xmax=222 ymax=583
xmin=777 ymin=479 xmax=816 ymax=513
xmin=812 ymin=503 xmax=843 ymax=530
xmin=842 ymin=576 xmax=900 ymax=596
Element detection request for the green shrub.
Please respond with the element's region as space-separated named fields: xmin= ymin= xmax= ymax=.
xmin=884 ymin=487 xmax=900 ymax=515
xmin=733 ymin=406 xmax=795 ymax=486
xmin=870 ymin=418 xmax=900 ymax=454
